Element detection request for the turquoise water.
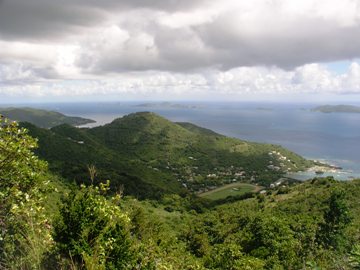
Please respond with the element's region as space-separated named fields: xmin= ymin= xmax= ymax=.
xmin=4 ymin=101 xmax=360 ymax=177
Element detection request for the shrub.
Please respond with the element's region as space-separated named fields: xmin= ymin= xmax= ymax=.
xmin=0 ymin=116 xmax=51 ymax=269
xmin=53 ymin=181 xmax=135 ymax=269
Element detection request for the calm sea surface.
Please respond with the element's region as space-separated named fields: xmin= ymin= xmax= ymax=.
xmin=7 ymin=101 xmax=360 ymax=179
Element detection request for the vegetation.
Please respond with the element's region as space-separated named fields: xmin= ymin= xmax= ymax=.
xmin=51 ymin=182 xmax=134 ymax=269
xmin=0 ymin=107 xmax=95 ymax=128
xmin=22 ymin=112 xmax=313 ymax=199
xmin=2 ymin=115 xmax=359 ymax=269
xmin=0 ymin=116 xmax=50 ymax=269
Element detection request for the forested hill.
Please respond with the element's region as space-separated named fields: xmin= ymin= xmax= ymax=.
xmin=0 ymin=107 xmax=95 ymax=128
xmin=23 ymin=111 xmax=313 ymax=199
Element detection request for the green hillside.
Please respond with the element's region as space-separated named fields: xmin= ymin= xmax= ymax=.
xmin=178 ymin=177 xmax=360 ymax=269
xmin=0 ymin=107 xmax=95 ymax=128
xmin=21 ymin=122 xmax=184 ymax=199
xmin=23 ymin=112 xmax=313 ymax=199
xmin=2 ymin=115 xmax=360 ymax=269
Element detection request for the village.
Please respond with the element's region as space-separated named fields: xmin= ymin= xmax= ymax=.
xmin=147 ymin=150 xmax=299 ymax=195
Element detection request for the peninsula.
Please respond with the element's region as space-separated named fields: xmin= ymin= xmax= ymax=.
xmin=0 ymin=107 xmax=95 ymax=128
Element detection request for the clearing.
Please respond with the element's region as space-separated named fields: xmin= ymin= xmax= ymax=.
xmin=199 ymin=182 xmax=262 ymax=200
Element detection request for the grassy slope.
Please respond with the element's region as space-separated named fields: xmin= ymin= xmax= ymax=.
xmin=199 ymin=183 xmax=260 ymax=200
xmin=0 ymin=107 xmax=95 ymax=128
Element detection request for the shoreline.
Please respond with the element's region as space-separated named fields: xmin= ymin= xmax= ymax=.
xmin=307 ymin=164 xmax=342 ymax=174
xmin=287 ymin=160 xmax=360 ymax=181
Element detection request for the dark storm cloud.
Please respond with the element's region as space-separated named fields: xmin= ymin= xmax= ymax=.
xmin=0 ymin=0 xmax=203 ymax=41
xmin=0 ymin=0 xmax=104 ymax=40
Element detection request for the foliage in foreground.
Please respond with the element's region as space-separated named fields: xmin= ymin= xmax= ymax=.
xmin=51 ymin=182 xmax=134 ymax=269
xmin=0 ymin=116 xmax=51 ymax=269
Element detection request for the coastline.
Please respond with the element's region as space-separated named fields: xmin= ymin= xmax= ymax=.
xmin=308 ymin=161 xmax=342 ymax=174
xmin=286 ymin=159 xmax=360 ymax=181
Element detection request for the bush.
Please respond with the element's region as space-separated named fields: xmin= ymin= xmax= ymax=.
xmin=317 ymin=190 xmax=351 ymax=250
xmin=350 ymin=244 xmax=360 ymax=269
xmin=206 ymin=243 xmax=265 ymax=270
xmin=53 ymin=181 xmax=135 ymax=269
xmin=0 ymin=116 xmax=51 ymax=269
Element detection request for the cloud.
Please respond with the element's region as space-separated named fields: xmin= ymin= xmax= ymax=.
xmin=0 ymin=1 xmax=103 ymax=41
xmin=1 ymin=0 xmax=360 ymax=72
xmin=0 ymin=40 xmax=81 ymax=80
xmin=2 ymin=63 xmax=360 ymax=101
xmin=341 ymin=62 xmax=360 ymax=91
xmin=0 ymin=0 xmax=203 ymax=41
xmin=1 ymin=0 xmax=360 ymax=100
xmin=70 ymin=0 xmax=360 ymax=73
xmin=78 ymin=21 xmax=215 ymax=73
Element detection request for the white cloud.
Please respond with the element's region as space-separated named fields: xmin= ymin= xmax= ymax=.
xmin=292 ymin=64 xmax=337 ymax=92
xmin=341 ymin=62 xmax=360 ymax=91
xmin=0 ymin=41 xmax=57 ymax=66
xmin=2 ymin=62 xmax=360 ymax=101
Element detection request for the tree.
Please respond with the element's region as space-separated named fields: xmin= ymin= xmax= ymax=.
xmin=0 ymin=116 xmax=46 ymax=193
xmin=239 ymin=215 xmax=300 ymax=268
xmin=317 ymin=190 xmax=351 ymax=250
xmin=0 ymin=116 xmax=50 ymax=269
xmin=206 ymin=243 xmax=265 ymax=270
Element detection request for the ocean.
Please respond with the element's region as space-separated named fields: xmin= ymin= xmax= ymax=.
xmin=5 ymin=101 xmax=360 ymax=179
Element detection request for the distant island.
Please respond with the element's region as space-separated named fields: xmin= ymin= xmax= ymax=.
xmin=135 ymin=102 xmax=202 ymax=109
xmin=311 ymin=105 xmax=360 ymax=113
xmin=0 ymin=107 xmax=95 ymax=128
xmin=256 ymin=107 xmax=273 ymax=111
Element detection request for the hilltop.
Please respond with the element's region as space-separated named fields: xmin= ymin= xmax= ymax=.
xmin=23 ymin=111 xmax=313 ymax=199
xmin=0 ymin=107 xmax=95 ymax=128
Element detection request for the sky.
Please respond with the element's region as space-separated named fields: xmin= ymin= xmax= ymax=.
xmin=1 ymin=0 xmax=360 ymax=102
